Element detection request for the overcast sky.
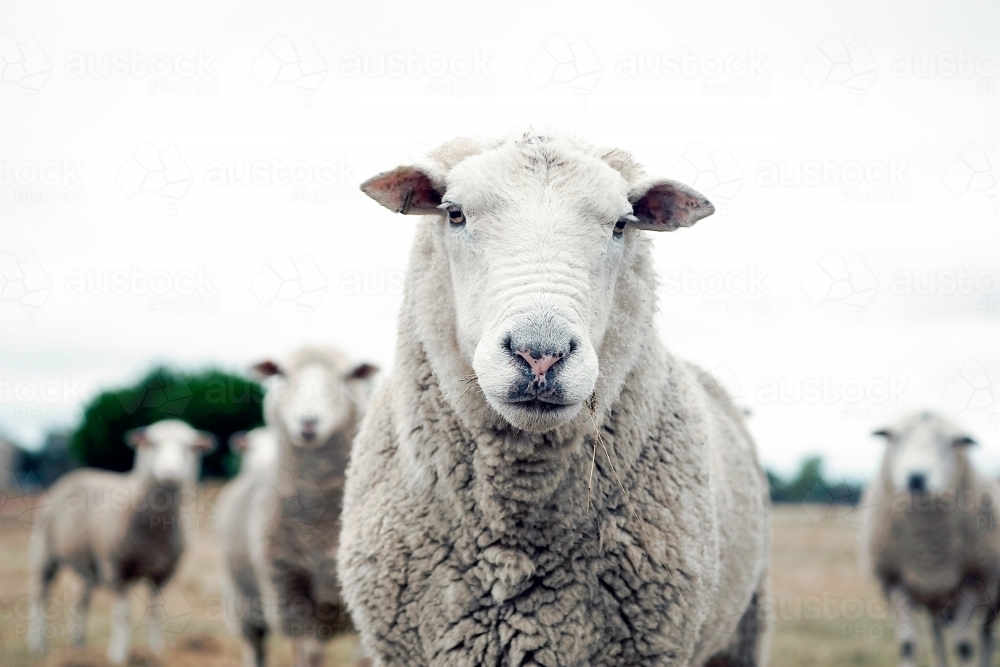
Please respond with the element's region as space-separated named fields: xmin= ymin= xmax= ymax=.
xmin=2 ymin=0 xmax=998 ymax=480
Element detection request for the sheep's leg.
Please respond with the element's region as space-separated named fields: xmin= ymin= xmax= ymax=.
xmin=145 ymin=582 xmax=167 ymax=655
xmin=239 ymin=622 xmax=268 ymax=667
xmin=27 ymin=558 xmax=58 ymax=656
xmin=890 ymin=588 xmax=920 ymax=667
xmin=69 ymin=579 xmax=94 ymax=647
xmin=106 ymin=591 xmax=132 ymax=665
xmin=951 ymin=590 xmax=978 ymax=667
xmin=293 ymin=635 xmax=325 ymax=667
xmin=931 ymin=613 xmax=949 ymax=667
xmin=980 ymin=614 xmax=996 ymax=667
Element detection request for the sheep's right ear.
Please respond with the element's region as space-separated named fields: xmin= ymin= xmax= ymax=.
xmin=360 ymin=167 xmax=443 ymax=215
xmin=347 ymin=363 xmax=380 ymax=381
xmin=252 ymin=360 xmax=282 ymax=379
xmin=629 ymin=178 xmax=715 ymax=231
xmin=229 ymin=431 xmax=248 ymax=453
xmin=125 ymin=427 xmax=150 ymax=449
xmin=872 ymin=428 xmax=893 ymax=440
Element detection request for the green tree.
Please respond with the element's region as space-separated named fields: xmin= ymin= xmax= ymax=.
xmin=71 ymin=367 xmax=264 ymax=478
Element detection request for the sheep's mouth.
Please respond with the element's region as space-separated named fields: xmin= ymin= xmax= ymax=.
xmin=505 ymin=398 xmax=573 ymax=413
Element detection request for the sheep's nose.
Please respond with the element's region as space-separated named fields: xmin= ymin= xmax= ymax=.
xmin=300 ymin=417 xmax=318 ymax=441
xmin=508 ymin=338 xmax=572 ymax=384
xmin=907 ymin=473 xmax=927 ymax=493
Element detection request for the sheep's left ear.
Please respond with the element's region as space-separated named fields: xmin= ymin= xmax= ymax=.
xmin=629 ymin=179 xmax=714 ymax=231
xmin=953 ymin=435 xmax=977 ymax=447
xmin=361 ymin=166 xmax=443 ymax=215
xmin=125 ymin=427 xmax=150 ymax=449
xmin=347 ymin=363 xmax=380 ymax=381
xmin=194 ymin=431 xmax=217 ymax=453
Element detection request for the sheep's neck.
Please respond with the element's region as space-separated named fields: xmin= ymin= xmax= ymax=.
xmin=274 ymin=428 xmax=354 ymax=525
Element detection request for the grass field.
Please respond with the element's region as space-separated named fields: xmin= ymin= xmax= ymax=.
xmin=0 ymin=488 xmax=980 ymax=666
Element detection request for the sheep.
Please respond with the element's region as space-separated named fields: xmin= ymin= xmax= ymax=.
xmin=861 ymin=411 xmax=1000 ymax=667
xmin=216 ymin=426 xmax=278 ymax=667
xmin=338 ymin=131 xmax=771 ymax=667
xmin=229 ymin=426 xmax=279 ymax=474
xmin=28 ymin=419 xmax=215 ymax=664
xmin=217 ymin=347 xmax=377 ymax=667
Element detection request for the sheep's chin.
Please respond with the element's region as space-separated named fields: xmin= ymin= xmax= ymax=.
xmin=485 ymin=395 xmax=585 ymax=433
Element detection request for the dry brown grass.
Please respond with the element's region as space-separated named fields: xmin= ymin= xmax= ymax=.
xmin=0 ymin=489 xmax=988 ymax=666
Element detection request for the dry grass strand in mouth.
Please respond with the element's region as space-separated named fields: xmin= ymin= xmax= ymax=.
xmin=586 ymin=395 xmax=652 ymax=547
xmin=452 ymin=372 xmax=481 ymax=405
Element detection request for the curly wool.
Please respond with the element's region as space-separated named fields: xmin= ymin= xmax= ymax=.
xmin=339 ymin=163 xmax=770 ymax=667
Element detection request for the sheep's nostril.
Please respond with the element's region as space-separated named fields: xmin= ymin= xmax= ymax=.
xmin=907 ymin=473 xmax=927 ymax=493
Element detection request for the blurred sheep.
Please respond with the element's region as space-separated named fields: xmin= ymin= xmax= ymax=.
xmin=28 ymin=419 xmax=214 ymax=664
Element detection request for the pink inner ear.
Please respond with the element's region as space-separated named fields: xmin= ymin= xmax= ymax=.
xmin=361 ymin=167 xmax=442 ymax=214
xmin=633 ymin=182 xmax=714 ymax=230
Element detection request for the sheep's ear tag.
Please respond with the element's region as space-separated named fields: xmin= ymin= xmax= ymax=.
xmin=125 ymin=427 xmax=150 ymax=449
xmin=252 ymin=360 xmax=282 ymax=378
xmin=347 ymin=362 xmax=380 ymax=381
xmin=953 ymin=435 xmax=977 ymax=447
xmin=229 ymin=431 xmax=248 ymax=453
xmin=631 ymin=179 xmax=715 ymax=231
xmin=360 ymin=167 xmax=442 ymax=215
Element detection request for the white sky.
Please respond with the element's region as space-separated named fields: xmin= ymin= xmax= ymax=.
xmin=1 ymin=0 xmax=998 ymax=481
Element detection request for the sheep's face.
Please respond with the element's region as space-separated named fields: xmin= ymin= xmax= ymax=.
xmin=362 ymin=134 xmax=713 ymax=433
xmin=874 ymin=412 xmax=975 ymax=494
xmin=127 ymin=419 xmax=215 ymax=485
xmin=255 ymin=356 xmax=378 ymax=448
xmin=230 ymin=427 xmax=278 ymax=473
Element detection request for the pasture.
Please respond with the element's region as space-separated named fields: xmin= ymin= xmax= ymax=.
xmin=0 ymin=493 xmax=949 ymax=666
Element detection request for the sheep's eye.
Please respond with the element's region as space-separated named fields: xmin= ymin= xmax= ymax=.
xmin=613 ymin=215 xmax=633 ymax=236
xmin=448 ymin=208 xmax=466 ymax=225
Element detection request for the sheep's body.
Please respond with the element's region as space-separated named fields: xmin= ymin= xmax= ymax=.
xmin=34 ymin=469 xmax=184 ymax=591
xmin=219 ymin=349 xmax=373 ymax=667
xmin=861 ymin=413 xmax=1000 ymax=667
xmin=29 ymin=419 xmax=212 ymax=664
xmin=217 ymin=448 xmax=271 ymax=666
xmin=864 ymin=459 xmax=1000 ymax=608
xmin=340 ymin=133 xmax=770 ymax=667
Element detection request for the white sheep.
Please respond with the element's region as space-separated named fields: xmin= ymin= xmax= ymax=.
xmin=861 ymin=411 xmax=1000 ymax=667
xmin=229 ymin=426 xmax=279 ymax=474
xmin=338 ymin=132 xmax=771 ymax=666
xmin=217 ymin=348 xmax=377 ymax=667
xmin=28 ymin=419 xmax=215 ymax=664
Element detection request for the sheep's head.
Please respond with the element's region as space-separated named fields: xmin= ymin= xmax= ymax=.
xmin=229 ymin=427 xmax=278 ymax=473
xmin=254 ymin=348 xmax=378 ymax=448
xmin=873 ymin=411 xmax=976 ymax=494
xmin=126 ymin=419 xmax=215 ymax=485
xmin=362 ymin=133 xmax=713 ymax=433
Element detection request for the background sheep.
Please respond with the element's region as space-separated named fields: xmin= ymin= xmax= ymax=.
xmin=861 ymin=411 xmax=1000 ymax=667
xmin=218 ymin=348 xmax=377 ymax=667
xmin=338 ymin=132 xmax=771 ymax=666
xmin=28 ymin=419 xmax=215 ymax=664
xmin=216 ymin=426 xmax=279 ymax=667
